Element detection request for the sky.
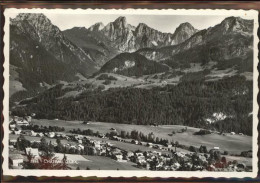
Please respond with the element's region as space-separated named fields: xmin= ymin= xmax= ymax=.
xmin=10 ymin=13 xmax=252 ymax=33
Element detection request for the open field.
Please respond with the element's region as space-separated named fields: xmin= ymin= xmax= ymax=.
xmin=31 ymin=119 xmax=252 ymax=154
xmin=54 ymin=153 xmax=139 ymax=170
xmin=9 ymin=134 xmax=77 ymax=146
xmin=225 ymin=155 xmax=252 ymax=167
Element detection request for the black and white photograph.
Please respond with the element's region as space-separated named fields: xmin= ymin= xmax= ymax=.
xmin=2 ymin=9 xmax=258 ymax=178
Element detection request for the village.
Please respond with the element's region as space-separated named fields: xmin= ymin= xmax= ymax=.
xmin=8 ymin=115 xmax=252 ymax=172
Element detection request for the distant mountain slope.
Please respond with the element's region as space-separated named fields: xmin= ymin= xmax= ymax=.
xmin=63 ymin=27 xmax=118 ymax=66
xmin=99 ymin=53 xmax=169 ymax=76
xmin=10 ymin=13 xmax=98 ymax=94
xmin=137 ymin=17 xmax=253 ymax=72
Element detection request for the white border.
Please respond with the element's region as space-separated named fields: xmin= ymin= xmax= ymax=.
xmin=3 ymin=8 xmax=259 ymax=178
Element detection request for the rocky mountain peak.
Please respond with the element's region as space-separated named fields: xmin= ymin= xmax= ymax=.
xmin=114 ymin=16 xmax=127 ymax=25
xmin=176 ymin=22 xmax=196 ymax=31
xmin=88 ymin=22 xmax=104 ymax=32
xmin=219 ymin=16 xmax=253 ymax=35
xmin=135 ymin=23 xmax=151 ymax=34
xmin=12 ymin=13 xmax=47 ymax=22
xmin=171 ymin=22 xmax=198 ymax=45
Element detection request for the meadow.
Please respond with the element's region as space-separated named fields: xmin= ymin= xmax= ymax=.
xmin=30 ymin=119 xmax=252 ymax=154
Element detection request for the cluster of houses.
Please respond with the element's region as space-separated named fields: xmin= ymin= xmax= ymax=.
xmin=9 ymin=116 xmax=32 ymax=130
xmin=8 ymin=116 xmax=250 ymax=171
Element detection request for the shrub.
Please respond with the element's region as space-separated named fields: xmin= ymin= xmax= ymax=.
xmin=224 ymin=151 xmax=229 ymax=155
xmin=189 ymin=146 xmax=198 ymax=152
xmin=97 ymin=74 xmax=117 ymax=81
xmin=97 ymin=85 xmax=105 ymax=90
xmin=103 ymin=80 xmax=112 ymax=85
xmin=194 ymin=129 xmax=211 ymax=135
xmin=199 ymin=145 xmax=208 ymax=153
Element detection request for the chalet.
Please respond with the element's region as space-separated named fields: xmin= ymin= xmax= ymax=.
xmin=16 ymin=120 xmax=29 ymax=126
xmin=9 ymin=123 xmax=16 ymax=130
xmin=162 ymin=80 xmax=168 ymax=85
xmin=75 ymin=134 xmax=83 ymax=140
xmin=136 ymin=152 xmax=143 ymax=157
xmin=22 ymin=130 xmax=34 ymax=136
xmin=9 ymin=139 xmax=17 ymax=145
xmin=31 ymin=131 xmax=37 ymax=137
xmin=14 ymin=130 xmax=21 ymax=135
xmin=213 ymin=147 xmax=220 ymax=150
xmin=136 ymin=155 xmax=146 ymax=164
xmin=237 ymin=163 xmax=246 ymax=171
xmin=154 ymin=144 xmax=163 ymax=149
xmin=230 ymin=132 xmax=236 ymax=135
xmin=239 ymin=133 xmax=244 ymax=135
xmin=77 ymin=144 xmax=84 ymax=151
xmin=176 ymin=152 xmax=185 ymax=158
xmin=166 ymin=143 xmax=172 ymax=148
xmin=9 ymin=154 xmax=24 ymax=169
xmin=147 ymin=143 xmax=153 ymax=148
xmin=126 ymin=151 xmax=134 ymax=158
xmin=172 ymin=162 xmax=181 ymax=170
xmin=83 ymin=121 xmax=90 ymax=124
xmin=32 ymin=140 xmax=41 ymax=144
xmin=70 ymin=145 xmax=76 ymax=149
xmin=113 ymin=153 xmax=123 ymax=161
xmin=131 ymin=140 xmax=138 ymax=144
xmin=78 ymin=140 xmax=82 ymax=144
xmin=13 ymin=116 xmax=19 ymax=121
xmin=111 ymin=136 xmax=121 ymax=141
xmin=110 ymin=128 xmax=117 ymax=132
xmin=25 ymin=147 xmax=39 ymax=157
xmin=150 ymin=123 xmax=158 ymax=127
xmin=93 ymin=141 xmax=101 ymax=149
xmin=36 ymin=132 xmax=44 ymax=137
xmin=25 ymin=116 xmax=32 ymax=122
xmin=47 ymin=132 xmax=55 ymax=138
xmin=98 ymin=134 xmax=106 ymax=138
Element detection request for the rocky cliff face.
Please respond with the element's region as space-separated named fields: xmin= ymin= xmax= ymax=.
xmin=10 ymin=13 xmax=98 ymax=92
xmin=137 ymin=17 xmax=253 ymax=71
xmin=88 ymin=16 xmax=197 ymax=53
xmin=101 ymin=16 xmax=136 ymax=52
xmin=170 ymin=22 xmax=198 ymax=45
xmin=63 ymin=26 xmax=118 ymax=66
xmin=88 ymin=22 xmax=105 ymax=32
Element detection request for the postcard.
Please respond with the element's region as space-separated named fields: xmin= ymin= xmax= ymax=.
xmin=2 ymin=8 xmax=259 ymax=178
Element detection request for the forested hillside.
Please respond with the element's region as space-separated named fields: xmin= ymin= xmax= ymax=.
xmin=13 ymin=75 xmax=253 ymax=135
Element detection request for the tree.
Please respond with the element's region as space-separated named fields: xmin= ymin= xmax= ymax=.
xmin=155 ymin=137 xmax=160 ymax=144
xmin=16 ymin=135 xmax=30 ymax=151
xmin=120 ymin=130 xmax=126 ymax=138
xmin=58 ymin=154 xmax=70 ymax=170
xmin=40 ymin=137 xmax=54 ymax=158
xmin=76 ymin=166 xmax=80 ymax=170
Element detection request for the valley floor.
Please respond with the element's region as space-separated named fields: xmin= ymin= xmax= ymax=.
xmin=31 ymin=119 xmax=252 ymax=154
xmin=9 ymin=118 xmax=252 ymax=171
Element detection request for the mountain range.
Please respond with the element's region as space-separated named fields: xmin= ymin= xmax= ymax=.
xmin=10 ymin=13 xmax=253 ymax=102
xmin=10 ymin=13 xmax=254 ymax=135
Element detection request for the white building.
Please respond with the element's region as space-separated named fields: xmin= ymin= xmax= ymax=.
xmin=9 ymin=154 xmax=24 ymax=169
xmin=16 ymin=120 xmax=29 ymax=126
xmin=47 ymin=132 xmax=56 ymax=138
xmin=25 ymin=147 xmax=39 ymax=157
